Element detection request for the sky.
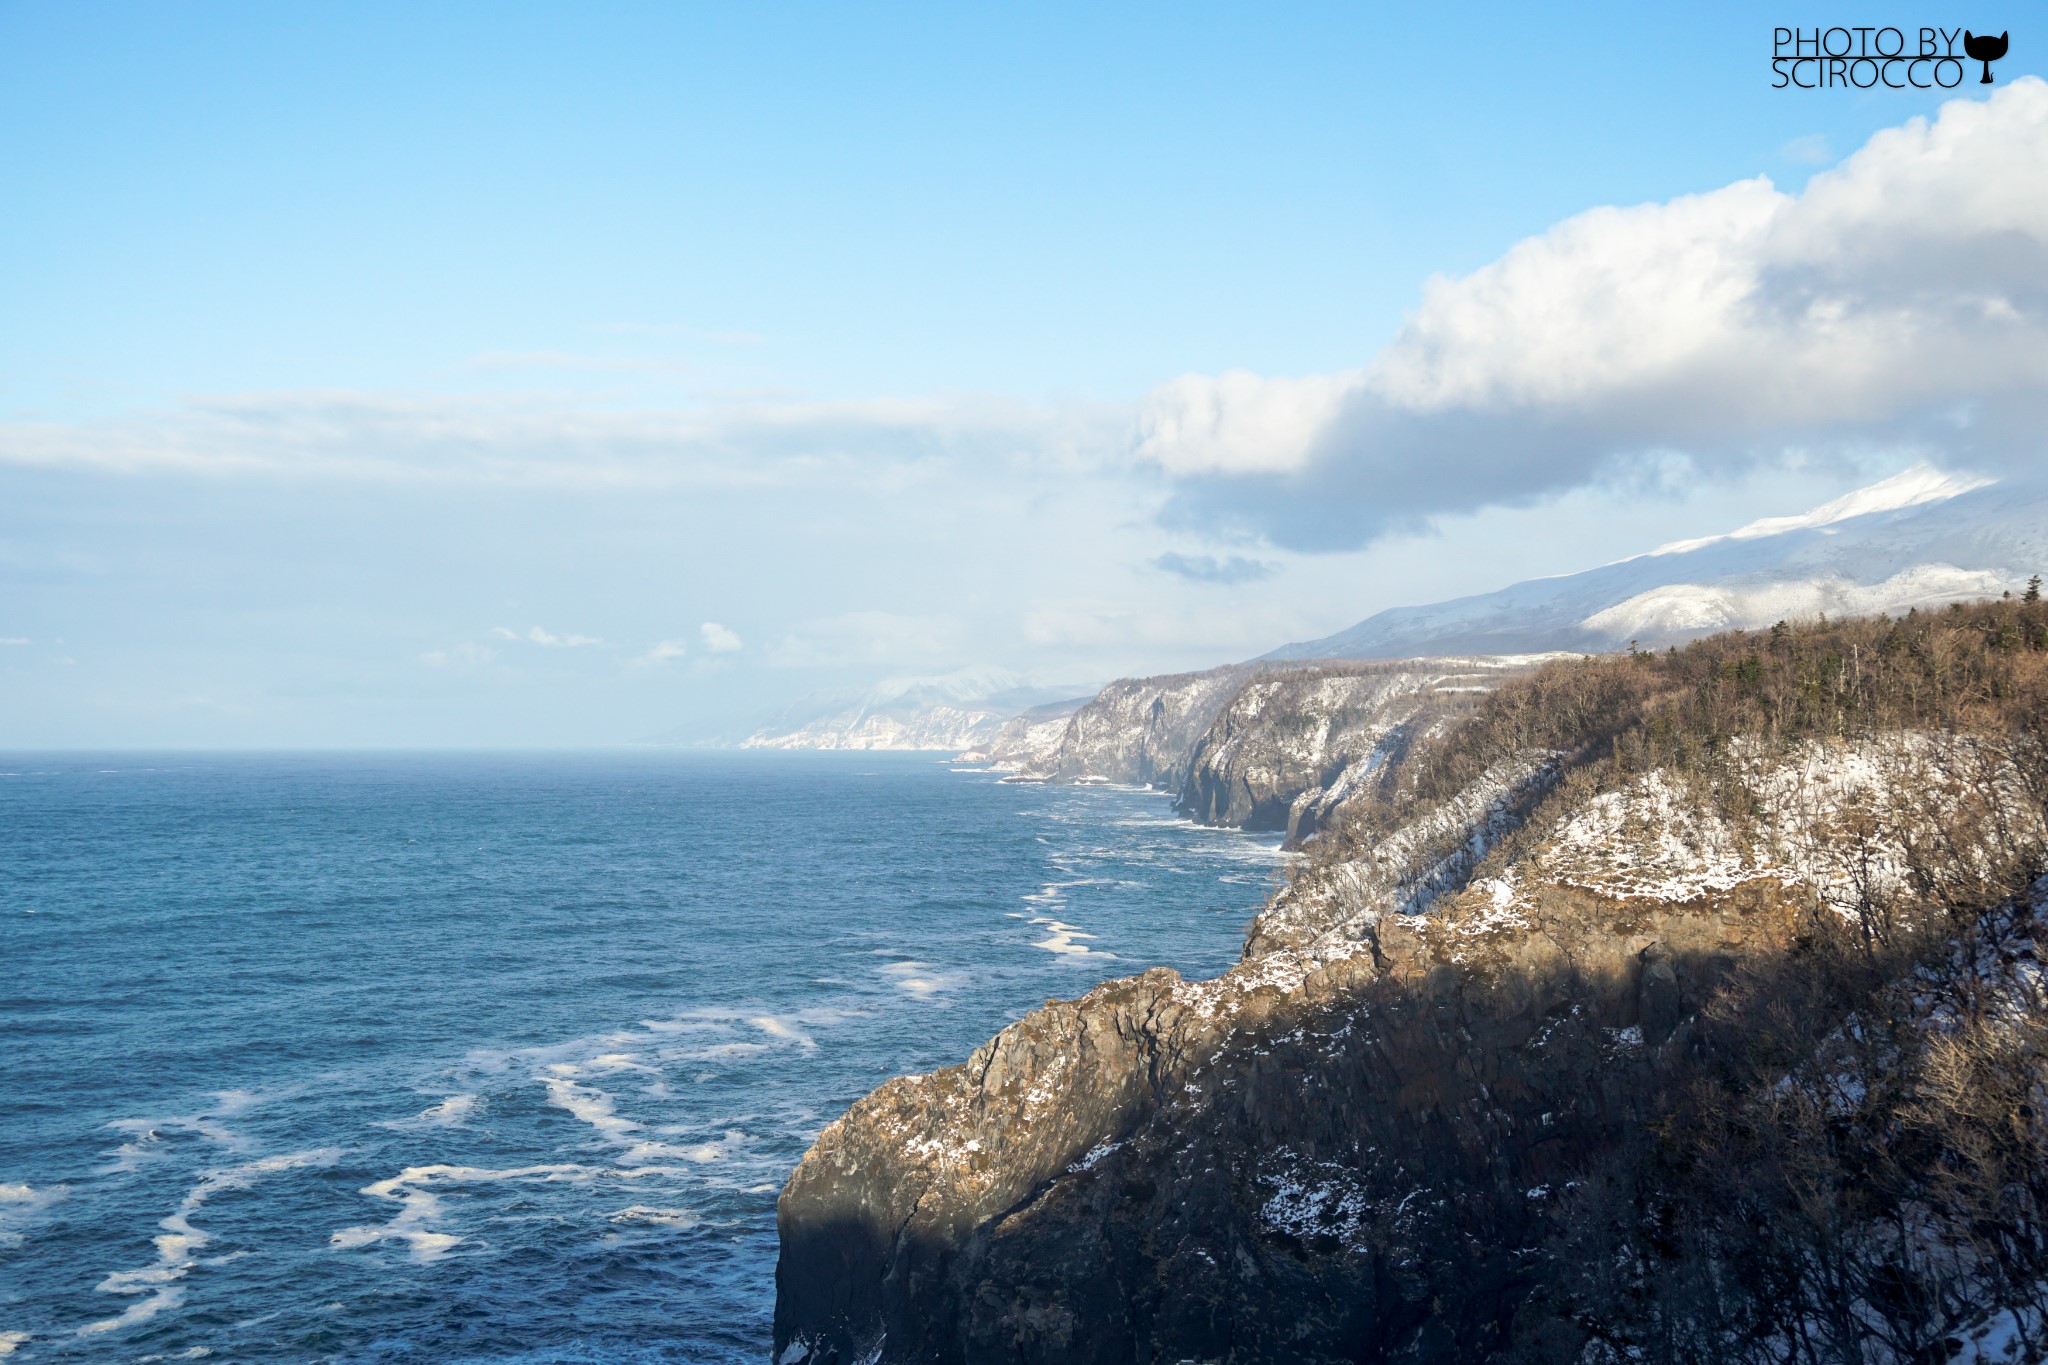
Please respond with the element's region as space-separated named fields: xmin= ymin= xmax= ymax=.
xmin=1 ymin=2 xmax=2042 ymax=745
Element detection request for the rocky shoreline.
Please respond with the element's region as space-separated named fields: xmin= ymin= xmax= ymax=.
xmin=775 ymin=607 xmax=2048 ymax=1364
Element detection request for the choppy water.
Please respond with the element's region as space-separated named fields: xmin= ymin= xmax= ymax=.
xmin=0 ymin=752 xmax=1282 ymax=1362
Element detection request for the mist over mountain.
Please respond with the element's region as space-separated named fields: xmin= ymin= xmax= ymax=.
xmin=740 ymin=667 xmax=1090 ymax=751
xmin=1264 ymin=466 xmax=2048 ymax=662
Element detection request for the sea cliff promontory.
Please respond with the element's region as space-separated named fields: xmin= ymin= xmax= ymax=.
xmin=777 ymin=603 xmax=2048 ymax=1364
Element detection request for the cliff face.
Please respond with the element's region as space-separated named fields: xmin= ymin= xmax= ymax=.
xmin=745 ymin=703 xmax=1011 ymax=752
xmin=779 ymin=606 xmax=2048 ymax=1365
xmin=1020 ymin=665 xmax=1258 ymax=790
xmin=954 ymin=698 xmax=1089 ymax=772
xmin=1008 ymin=658 xmax=1549 ymax=845
xmin=777 ymin=887 xmax=1803 ymax=1365
xmin=1171 ymin=659 xmax=1543 ymax=841
xmin=743 ymin=670 xmax=1084 ymax=752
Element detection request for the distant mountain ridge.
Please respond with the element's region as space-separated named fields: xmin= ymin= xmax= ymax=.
xmin=741 ymin=667 xmax=1088 ymax=751
xmin=1264 ymin=466 xmax=2047 ymax=661
xmin=733 ymin=466 xmax=2044 ymax=755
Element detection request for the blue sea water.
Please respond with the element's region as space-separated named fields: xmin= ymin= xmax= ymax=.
xmin=0 ymin=752 xmax=1282 ymax=1362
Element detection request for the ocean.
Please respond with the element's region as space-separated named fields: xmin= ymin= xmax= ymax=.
xmin=0 ymin=752 xmax=1282 ymax=1362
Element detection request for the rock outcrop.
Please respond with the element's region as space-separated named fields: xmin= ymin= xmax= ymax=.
xmin=1018 ymin=665 xmax=1260 ymax=790
xmin=1171 ymin=659 xmax=1544 ymax=842
xmin=954 ymin=698 xmax=1089 ymax=772
xmin=745 ymin=702 xmax=1014 ymax=752
xmin=1001 ymin=659 xmax=1554 ymax=849
xmin=778 ymin=605 xmax=2048 ymax=1365
xmin=744 ymin=670 xmax=1084 ymax=752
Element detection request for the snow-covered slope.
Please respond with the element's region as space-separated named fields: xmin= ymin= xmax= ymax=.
xmin=1266 ymin=466 xmax=2047 ymax=661
xmin=742 ymin=668 xmax=1085 ymax=751
xmin=953 ymin=698 xmax=1092 ymax=771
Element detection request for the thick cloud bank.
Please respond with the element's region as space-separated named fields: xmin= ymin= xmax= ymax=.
xmin=1138 ymin=79 xmax=2048 ymax=549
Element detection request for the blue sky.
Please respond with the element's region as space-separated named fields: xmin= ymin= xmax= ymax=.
xmin=2 ymin=2 xmax=2042 ymax=744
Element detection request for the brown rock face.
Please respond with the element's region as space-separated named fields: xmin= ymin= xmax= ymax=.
xmin=778 ymin=611 xmax=2048 ymax=1364
xmin=1027 ymin=666 xmax=1258 ymax=790
xmin=1172 ymin=660 xmax=1531 ymax=838
xmin=774 ymin=882 xmax=1798 ymax=1364
xmin=774 ymin=968 xmax=1217 ymax=1362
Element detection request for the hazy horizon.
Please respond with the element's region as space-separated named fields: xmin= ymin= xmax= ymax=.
xmin=5 ymin=4 xmax=2044 ymax=745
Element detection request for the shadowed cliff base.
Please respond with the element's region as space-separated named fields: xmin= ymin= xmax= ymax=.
xmin=779 ymin=601 xmax=2048 ymax=1365
xmin=780 ymin=893 xmax=2047 ymax=1363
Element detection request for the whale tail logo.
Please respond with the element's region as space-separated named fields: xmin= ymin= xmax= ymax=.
xmin=1964 ymin=30 xmax=2009 ymax=83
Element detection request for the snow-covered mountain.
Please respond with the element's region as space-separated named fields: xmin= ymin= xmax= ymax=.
xmin=1266 ymin=466 xmax=2048 ymax=661
xmin=741 ymin=668 xmax=1087 ymax=751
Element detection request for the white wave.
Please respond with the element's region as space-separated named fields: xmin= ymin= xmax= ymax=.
xmin=0 ymin=1332 xmax=27 ymax=1357
xmin=542 ymin=1076 xmax=643 ymax=1141
xmin=331 ymin=1162 xmax=600 ymax=1263
xmin=82 ymin=1149 xmax=339 ymax=1337
xmin=541 ymin=1074 xmax=747 ymax=1164
xmin=102 ymin=1104 xmax=256 ymax=1173
xmin=608 ymin=1204 xmax=700 ymax=1229
xmin=621 ymin=1132 xmax=745 ymax=1164
xmin=634 ymin=1017 xmax=730 ymax=1035
xmin=464 ymin=1007 xmax=842 ymax=1090
xmin=877 ymin=960 xmax=959 ymax=998
xmin=417 ymin=1094 xmax=481 ymax=1126
xmin=102 ymin=1123 xmax=162 ymax=1173
xmin=1029 ymin=917 xmax=1115 ymax=958
xmin=747 ymin=1017 xmax=816 ymax=1047
xmin=77 ymin=1288 xmax=183 ymax=1337
xmin=662 ymin=1041 xmax=772 ymax=1060
xmin=0 ymin=1183 xmax=67 ymax=1248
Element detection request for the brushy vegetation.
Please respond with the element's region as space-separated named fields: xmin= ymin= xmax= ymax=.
xmin=1400 ymin=596 xmax=2048 ymax=811
xmin=1294 ymin=603 xmax=2048 ymax=1361
xmin=1296 ymin=599 xmax=2048 ymax=926
xmin=1548 ymin=893 xmax=2048 ymax=1364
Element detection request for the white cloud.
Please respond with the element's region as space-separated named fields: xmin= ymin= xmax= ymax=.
xmin=636 ymin=639 xmax=690 ymax=665
xmin=699 ymin=622 xmax=743 ymax=654
xmin=421 ymin=643 xmax=496 ymax=668
xmin=0 ymin=637 xmax=28 ymax=646
xmin=493 ymin=626 xmax=602 ymax=648
xmin=1139 ymin=79 xmax=2048 ymax=548
xmin=1152 ymin=551 xmax=1277 ymax=584
xmin=1133 ymin=370 xmax=1362 ymax=476
xmin=0 ymin=390 xmax=1124 ymax=489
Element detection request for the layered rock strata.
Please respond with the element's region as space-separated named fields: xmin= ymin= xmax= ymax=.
xmin=1171 ymin=659 xmax=1545 ymax=842
xmin=1022 ymin=665 xmax=1260 ymax=790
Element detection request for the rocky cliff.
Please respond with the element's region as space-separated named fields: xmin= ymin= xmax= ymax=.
xmin=743 ymin=669 xmax=1084 ymax=752
xmin=745 ymin=702 xmax=1013 ymax=752
xmin=954 ymin=698 xmax=1090 ymax=772
xmin=1002 ymin=658 xmax=1552 ymax=844
xmin=1016 ymin=664 xmax=1260 ymax=790
xmin=1171 ymin=658 xmax=1550 ymax=842
xmin=778 ymin=603 xmax=2048 ymax=1365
